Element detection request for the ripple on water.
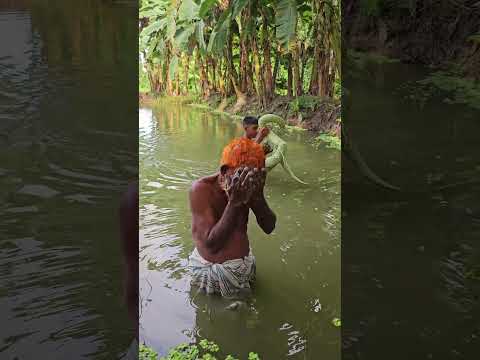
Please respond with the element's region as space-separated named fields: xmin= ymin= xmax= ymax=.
xmin=17 ymin=184 xmax=60 ymax=198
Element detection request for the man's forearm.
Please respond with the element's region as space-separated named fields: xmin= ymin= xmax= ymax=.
xmin=206 ymin=201 xmax=244 ymax=252
xmin=250 ymin=194 xmax=276 ymax=234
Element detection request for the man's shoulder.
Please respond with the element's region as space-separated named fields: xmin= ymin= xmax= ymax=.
xmin=190 ymin=175 xmax=217 ymax=195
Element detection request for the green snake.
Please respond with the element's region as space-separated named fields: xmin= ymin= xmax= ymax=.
xmin=258 ymin=114 xmax=308 ymax=185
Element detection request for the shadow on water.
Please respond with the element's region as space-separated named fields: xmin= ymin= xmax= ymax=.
xmin=139 ymin=101 xmax=341 ymax=359
xmin=0 ymin=1 xmax=137 ymax=358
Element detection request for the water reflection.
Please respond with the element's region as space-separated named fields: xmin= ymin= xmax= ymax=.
xmin=1 ymin=1 xmax=136 ymax=358
xmin=139 ymin=102 xmax=341 ymax=359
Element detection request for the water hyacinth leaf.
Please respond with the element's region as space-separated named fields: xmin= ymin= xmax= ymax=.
xmin=248 ymin=352 xmax=261 ymax=360
xmin=332 ymin=317 xmax=341 ymax=327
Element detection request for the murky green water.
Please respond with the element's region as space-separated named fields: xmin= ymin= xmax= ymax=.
xmin=0 ymin=1 xmax=137 ymax=358
xmin=343 ymin=61 xmax=480 ymax=358
xmin=139 ymin=102 xmax=341 ymax=359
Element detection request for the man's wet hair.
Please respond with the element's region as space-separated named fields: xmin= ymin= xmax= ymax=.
xmin=243 ymin=116 xmax=258 ymax=126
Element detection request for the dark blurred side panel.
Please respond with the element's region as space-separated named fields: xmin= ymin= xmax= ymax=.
xmin=0 ymin=1 xmax=138 ymax=359
xmin=342 ymin=1 xmax=480 ymax=359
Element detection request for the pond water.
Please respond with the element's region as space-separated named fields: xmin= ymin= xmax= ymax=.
xmin=0 ymin=2 xmax=137 ymax=358
xmin=343 ymin=60 xmax=480 ymax=359
xmin=139 ymin=103 xmax=341 ymax=359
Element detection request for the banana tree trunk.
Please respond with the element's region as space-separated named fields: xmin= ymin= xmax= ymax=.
xmin=226 ymin=28 xmax=246 ymax=111
xmin=197 ymin=50 xmax=209 ymax=99
xmin=252 ymin=36 xmax=266 ymax=108
xmin=287 ymin=55 xmax=293 ymax=97
xmin=309 ymin=44 xmax=319 ymax=94
xmin=175 ymin=72 xmax=180 ymax=96
xmin=292 ymin=42 xmax=302 ymax=96
xmin=183 ymin=55 xmax=189 ymax=95
xmin=272 ymin=55 xmax=280 ymax=95
xmin=262 ymin=12 xmax=273 ymax=103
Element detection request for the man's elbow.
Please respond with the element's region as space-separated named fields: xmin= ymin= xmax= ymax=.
xmin=205 ymin=236 xmax=222 ymax=254
xmin=263 ymin=215 xmax=276 ymax=234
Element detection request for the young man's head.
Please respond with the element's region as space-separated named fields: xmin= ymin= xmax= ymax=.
xmin=219 ymin=138 xmax=265 ymax=186
xmin=243 ymin=116 xmax=259 ymax=139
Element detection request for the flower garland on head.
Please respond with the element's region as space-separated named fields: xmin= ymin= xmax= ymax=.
xmin=220 ymin=138 xmax=265 ymax=170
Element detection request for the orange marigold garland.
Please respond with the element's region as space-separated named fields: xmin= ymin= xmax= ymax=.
xmin=220 ymin=138 xmax=265 ymax=169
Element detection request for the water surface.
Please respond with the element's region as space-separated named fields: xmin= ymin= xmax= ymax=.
xmin=0 ymin=2 xmax=137 ymax=358
xmin=343 ymin=60 xmax=480 ymax=359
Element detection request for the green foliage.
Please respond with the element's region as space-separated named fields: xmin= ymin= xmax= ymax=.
xmin=139 ymin=0 xmax=340 ymax=102
xmin=349 ymin=50 xmax=400 ymax=67
xmin=314 ymin=133 xmax=341 ymax=150
xmin=139 ymin=63 xmax=151 ymax=93
xmin=140 ymin=341 xmax=260 ymax=360
xmin=178 ymin=0 xmax=199 ymax=22
xmin=468 ymin=33 xmax=480 ymax=44
xmin=199 ymin=0 xmax=218 ymax=18
xmin=140 ymin=344 xmax=159 ymax=360
xmin=360 ymin=0 xmax=382 ymax=17
xmin=275 ymin=0 xmax=297 ymax=49
xmin=169 ymin=55 xmax=179 ymax=79
xmin=402 ymin=71 xmax=480 ymax=110
xmin=332 ymin=317 xmax=341 ymax=327
xmin=359 ymin=0 xmax=419 ymax=17
xmin=334 ymin=77 xmax=341 ymax=99
xmin=289 ymin=95 xmax=322 ymax=113
xmin=199 ymin=340 xmax=220 ymax=353
xmin=247 ymin=353 xmax=260 ymax=360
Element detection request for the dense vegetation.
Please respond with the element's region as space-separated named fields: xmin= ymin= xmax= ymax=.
xmin=343 ymin=0 xmax=480 ymax=79
xmin=139 ymin=0 xmax=341 ymax=112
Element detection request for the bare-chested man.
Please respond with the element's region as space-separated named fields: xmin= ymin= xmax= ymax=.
xmin=188 ymin=137 xmax=276 ymax=297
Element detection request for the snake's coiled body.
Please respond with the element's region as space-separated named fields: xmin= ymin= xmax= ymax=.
xmin=258 ymin=114 xmax=308 ymax=185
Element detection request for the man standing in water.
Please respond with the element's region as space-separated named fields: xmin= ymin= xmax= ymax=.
xmin=188 ymin=138 xmax=276 ymax=297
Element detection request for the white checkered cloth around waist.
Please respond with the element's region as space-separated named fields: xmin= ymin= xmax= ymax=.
xmin=188 ymin=247 xmax=256 ymax=298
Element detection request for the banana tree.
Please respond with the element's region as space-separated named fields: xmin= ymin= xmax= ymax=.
xmin=139 ymin=0 xmax=179 ymax=95
xmin=309 ymin=0 xmax=341 ymax=97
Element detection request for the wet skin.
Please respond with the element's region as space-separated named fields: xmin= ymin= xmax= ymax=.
xmin=189 ymin=167 xmax=276 ymax=263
